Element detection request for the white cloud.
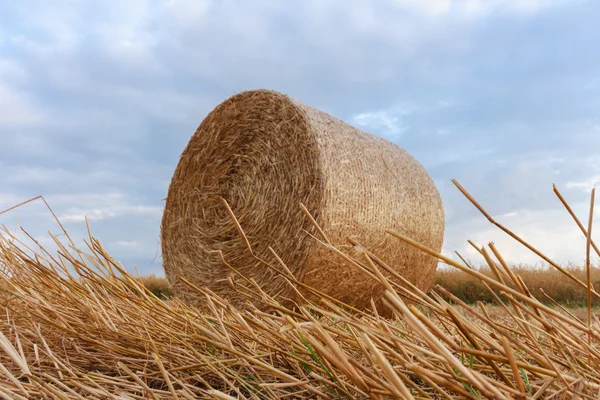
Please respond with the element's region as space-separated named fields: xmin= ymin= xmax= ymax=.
xmin=60 ymin=209 xmax=117 ymax=222
xmin=0 ymin=191 xmax=161 ymax=225
xmin=463 ymin=0 xmax=563 ymax=17
xmin=161 ymin=0 xmax=212 ymax=28
xmin=564 ymin=158 xmax=600 ymax=191
xmin=2 ymin=168 xmax=145 ymax=195
xmin=389 ymin=0 xmax=562 ymax=17
xmin=0 ymin=59 xmax=28 ymax=82
xmin=390 ymin=0 xmax=452 ymax=16
xmin=115 ymin=240 xmax=138 ymax=249
xmin=352 ymin=111 xmax=409 ymax=140
xmin=443 ymin=201 xmax=600 ymax=267
xmin=0 ymin=83 xmax=47 ymax=128
xmin=0 ymin=194 xmax=28 ymax=210
xmin=93 ymin=1 xmax=160 ymax=72
xmin=567 ymin=177 xmax=600 ymax=191
xmin=59 ymin=204 xmax=162 ymax=223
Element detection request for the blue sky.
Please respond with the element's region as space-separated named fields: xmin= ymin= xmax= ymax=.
xmin=1 ymin=0 xmax=599 ymax=275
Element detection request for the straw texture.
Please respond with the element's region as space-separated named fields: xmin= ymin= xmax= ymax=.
xmin=2 ymin=178 xmax=600 ymax=399
xmin=161 ymin=89 xmax=444 ymax=312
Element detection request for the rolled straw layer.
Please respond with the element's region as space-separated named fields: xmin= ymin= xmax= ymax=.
xmin=161 ymin=89 xmax=444 ymax=312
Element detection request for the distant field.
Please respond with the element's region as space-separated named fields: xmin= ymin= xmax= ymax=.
xmin=435 ymin=265 xmax=600 ymax=308
xmin=140 ymin=265 xmax=600 ymax=308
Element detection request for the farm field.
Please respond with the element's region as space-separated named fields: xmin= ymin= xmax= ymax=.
xmin=139 ymin=265 xmax=600 ymax=310
xmin=0 ymin=228 xmax=586 ymax=399
xmin=2 ymin=180 xmax=597 ymax=399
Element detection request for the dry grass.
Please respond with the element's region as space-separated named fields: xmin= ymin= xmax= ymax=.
xmin=137 ymin=274 xmax=173 ymax=299
xmin=436 ymin=265 xmax=600 ymax=308
xmin=0 ymin=179 xmax=599 ymax=398
xmin=141 ymin=266 xmax=600 ymax=308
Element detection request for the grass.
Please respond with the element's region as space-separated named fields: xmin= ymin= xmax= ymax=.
xmin=435 ymin=264 xmax=600 ymax=308
xmin=137 ymin=274 xmax=174 ymax=299
xmin=1 ymin=179 xmax=600 ymax=398
xmin=141 ymin=265 xmax=600 ymax=308
xmin=4 ymin=227 xmax=599 ymax=399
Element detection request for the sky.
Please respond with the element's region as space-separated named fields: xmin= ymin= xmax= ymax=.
xmin=1 ymin=0 xmax=600 ymax=276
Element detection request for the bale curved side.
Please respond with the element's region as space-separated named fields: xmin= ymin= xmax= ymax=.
xmin=291 ymin=100 xmax=445 ymax=310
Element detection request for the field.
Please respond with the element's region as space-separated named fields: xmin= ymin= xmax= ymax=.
xmin=0 ymin=225 xmax=597 ymax=399
xmin=1 ymin=181 xmax=599 ymax=398
xmin=140 ymin=265 xmax=600 ymax=308
xmin=437 ymin=265 xmax=600 ymax=308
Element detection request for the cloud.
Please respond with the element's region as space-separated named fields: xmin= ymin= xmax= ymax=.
xmin=0 ymin=0 xmax=598 ymax=276
xmin=352 ymin=111 xmax=408 ymax=140
xmin=390 ymin=0 xmax=452 ymax=16
xmin=59 ymin=205 xmax=162 ymax=223
xmin=387 ymin=0 xmax=565 ymax=18
xmin=115 ymin=240 xmax=138 ymax=249
xmin=60 ymin=209 xmax=116 ymax=223
xmin=462 ymin=0 xmax=566 ymax=16
xmin=567 ymin=177 xmax=600 ymax=191
xmin=444 ymin=198 xmax=600 ymax=267
xmin=0 ymin=83 xmax=47 ymax=127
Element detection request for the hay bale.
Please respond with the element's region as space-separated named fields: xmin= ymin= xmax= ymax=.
xmin=161 ymin=89 xmax=444 ymax=313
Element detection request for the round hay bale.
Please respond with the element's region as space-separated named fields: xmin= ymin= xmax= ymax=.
xmin=161 ymin=89 xmax=444 ymax=314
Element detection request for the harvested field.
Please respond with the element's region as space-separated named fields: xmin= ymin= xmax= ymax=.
xmin=141 ymin=266 xmax=600 ymax=309
xmin=436 ymin=265 xmax=600 ymax=308
xmin=0 ymin=181 xmax=599 ymax=399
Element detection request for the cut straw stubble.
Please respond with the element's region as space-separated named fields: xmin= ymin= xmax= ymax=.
xmin=2 ymin=178 xmax=600 ymax=398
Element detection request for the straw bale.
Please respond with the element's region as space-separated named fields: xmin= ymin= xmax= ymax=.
xmin=160 ymin=89 xmax=444 ymax=313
